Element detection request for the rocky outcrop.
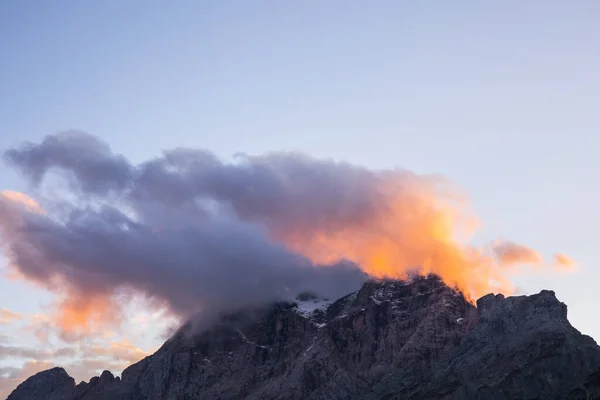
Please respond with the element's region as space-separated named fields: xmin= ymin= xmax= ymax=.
xmin=7 ymin=275 xmax=600 ymax=399
xmin=72 ymin=371 xmax=122 ymax=400
xmin=369 ymin=290 xmax=600 ymax=399
xmin=7 ymin=367 xmax=75 ymax=400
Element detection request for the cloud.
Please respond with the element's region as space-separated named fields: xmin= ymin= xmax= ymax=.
xmin=0 ymin=191 xmax=366 ymax=334
xmin=3 ymin=131 xmax=132 ymax=194
xmin=0 ymin=131 xmax=575 ymax=336
xmin=18 ymin=313 xmax=53 ymax=344
xmin=492 ymin=240 xmax=542 ymax=266
xmin=83 ymin=338 xmax=149 ymax=365
xmin=0 ymin=308 xmax=22 ymax=325
xmin=1 ymin=134 xmax=369 ymax=334
xmin=553 ymin=253 xmax=577 ymax=271
xmin=0 ymin=191 xmax=44 ymax=215
xmin=0 ymin=344 xmax=76 ymax=360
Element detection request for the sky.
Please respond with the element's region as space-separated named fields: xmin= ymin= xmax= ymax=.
xmin=1 ymin=0 xmax=600 ymax=397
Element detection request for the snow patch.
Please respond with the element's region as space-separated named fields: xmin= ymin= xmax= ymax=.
xmin=294 ymin=298 xmax=333 ymax=318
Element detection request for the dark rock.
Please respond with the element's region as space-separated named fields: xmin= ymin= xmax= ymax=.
xmin=369 ymin=286 xmax=600 ymax=399
xmin=7 ymin=367 xmax=75 ymax=400
xmin=8 ymin=276 xmax=600 ymax=399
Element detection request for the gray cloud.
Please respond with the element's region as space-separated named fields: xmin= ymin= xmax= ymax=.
xmin=4 ymin=131 xmax=397 ymax=237
xmin=4 ymin=131 xmax=133 ymax=194
xmin=0 ymin=344 xmax=77 ymax=360
xmin=1 ymin=132 xmax=378 ymax=331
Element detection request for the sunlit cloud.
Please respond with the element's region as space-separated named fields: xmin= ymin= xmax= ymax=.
xmin=553 ymin=253 xmax=577 ymax=271
xmin=0 ymin=131 xmax=579 ymax=337
xmin=0 ymin=308 xmax=22 ymax=325
xmin=492 ymin=240 xmax=543 ymax=266
xmin=0 ymin=191 xmax=45 ymax=215
xmin=84 ymin=338 xmax=149 ymax=365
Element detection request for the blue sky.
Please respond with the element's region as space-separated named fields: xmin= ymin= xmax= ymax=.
xmin=1 ymin=0 xmax=600 ymax=395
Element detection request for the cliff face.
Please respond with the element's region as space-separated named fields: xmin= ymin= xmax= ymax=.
xmin=6 ymin=367 xmax=75 ymax=400
xmin=7 ymin=276 xmax=600 ymax=400
xmin=370 ymin=289 xmax=600 ymax=400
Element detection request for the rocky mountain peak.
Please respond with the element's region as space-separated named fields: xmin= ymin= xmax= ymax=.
xmin=476 ymin=288 xmax=569 ymax=326
xmin=7 ymin=367 xmax=75 ymax=400
xmin=7 ymin=276 xmax=600 ymax=400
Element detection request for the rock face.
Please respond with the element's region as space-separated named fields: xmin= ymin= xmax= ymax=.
xmin=7 ymin=367 xmax=75 ymax=400
xmin=8 ymin=275 xmax=600 ymax=399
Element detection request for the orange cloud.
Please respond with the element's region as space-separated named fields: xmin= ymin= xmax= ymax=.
xmin=84 ymin=338 xmax=149 ymax=364
xmin=0 ymin=308 xmax=22 ymax=325
xmin=277 ymin=177 xmax=520 ymax=301
xmin=54 ymin=293 xmax=122 ymax=340
xmin=492 ymin=240 xmax=543 ymax=266
xmin=553 ymin=253 xmax=577 ymax=271
xmin=0 ymin=190 xmax=44 ymax=214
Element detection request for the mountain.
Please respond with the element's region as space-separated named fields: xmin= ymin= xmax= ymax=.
xmin=7 ymin=275 xmax=600 ymax=399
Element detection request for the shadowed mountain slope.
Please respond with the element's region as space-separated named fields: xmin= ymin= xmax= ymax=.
xmin=8 ymin=275 xmax=600 ymax=400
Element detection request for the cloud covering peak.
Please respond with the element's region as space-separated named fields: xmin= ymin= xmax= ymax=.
xmin=0 ymin=131 xmax=574 ymax=334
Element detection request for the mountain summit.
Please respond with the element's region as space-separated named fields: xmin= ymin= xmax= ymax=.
xmin=8 ymin=275 xmax=600 ymax=399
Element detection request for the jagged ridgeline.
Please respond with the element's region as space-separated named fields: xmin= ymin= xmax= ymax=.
xmin=8 ymin=275 xmax=600 ymax=400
